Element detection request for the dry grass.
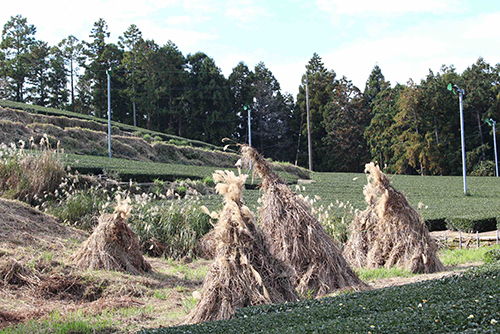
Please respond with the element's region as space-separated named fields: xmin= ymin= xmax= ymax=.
xmin=0 ymin=196 xmax=210 ymax=332
xmin=240 ymin=145 xmax=368 ymax=298
xmin=0 ymin=137 xmax=65 ymax=205
xmin=70 ymin=196 xmax=151 ymax=275
xmin=185 ymin=170 xmax=298 ymax=324
xmin=343 ymin=163 xmax=444 ymax=274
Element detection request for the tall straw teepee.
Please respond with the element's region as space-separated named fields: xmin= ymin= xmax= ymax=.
xmin=185 ymin=170 xmax=298 ymax=324
xmin=343 ymin=162 xmax=444 ymax=273
xmin=240 ymin=145 xmax=367 ymax=297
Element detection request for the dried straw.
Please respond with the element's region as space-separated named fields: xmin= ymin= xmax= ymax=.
xmin=343 ymin=163 xmax=444 ymax=273
xmin=240 ymin=145 xmax=367 ymax=297
xmin=70 ymin=197 xmax=151 ymax=275
xmin=185 ymin=170 xmax=298 ymax=324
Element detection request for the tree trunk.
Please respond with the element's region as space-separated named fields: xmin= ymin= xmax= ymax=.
xmin=476 ymin=111 xmax=486 ymax=159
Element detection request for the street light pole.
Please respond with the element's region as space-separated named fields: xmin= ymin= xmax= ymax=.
xmin=456 ymin=85 xmax=466 ymax=194
xmin=305 ymin=73 xmax=313 ymax=171
xmin=107 ymin=68 xmax=112 ymax=158
xmin=491 ymin=119 xmax=499 ymax=177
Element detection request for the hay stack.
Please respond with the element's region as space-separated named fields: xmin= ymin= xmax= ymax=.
xmin=240 ymin=145 xmax=367 ymax=297
xmin=70 ymin=197 xmax=151 ymax=275
xmin=343 ymin=163 xmax=444 ymax=273
xmin=185 ymin=170 xmax=297 ymax=324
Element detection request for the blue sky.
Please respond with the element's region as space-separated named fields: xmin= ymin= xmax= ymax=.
xmin=3 ymin=0 xmax=500 ymax=97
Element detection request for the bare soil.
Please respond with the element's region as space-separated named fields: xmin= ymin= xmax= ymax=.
xmin=0 ymin=199 xmax=486 ymax=332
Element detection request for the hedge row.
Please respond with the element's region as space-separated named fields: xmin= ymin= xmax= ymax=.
xmin=0 ymin=99 xmax=226 ymax=152
xmin=445 ymin=217 xmax=498 ymax=233
xmin=139 ymin=262 xmax=500 ymax=334
xmin=61 ymin=153 xmax=300 ymax=185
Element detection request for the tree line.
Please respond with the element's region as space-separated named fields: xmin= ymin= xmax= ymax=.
xmin=1 ymin=15 xmax=500 ymax=175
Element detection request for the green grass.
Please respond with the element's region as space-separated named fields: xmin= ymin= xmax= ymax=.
xmin=355 ymin=267 xmax=416 ymax=281
xmin=304 ymin=172 xmax=500 ymax=230
xmin=0 ymin=310 xmax=113 ymax=334
xmin=439 ymin=245 xmax=500 ymax=267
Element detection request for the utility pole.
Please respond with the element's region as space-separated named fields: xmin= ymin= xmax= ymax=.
xmin=107 ymin=67 xmax=112 ymax=158
xmin=306 ymin=73 xmax=313 ymax=171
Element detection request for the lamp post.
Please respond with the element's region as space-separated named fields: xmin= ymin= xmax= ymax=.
xmin=107 ymin=67 xmax=112 ymax=158
xmin=448 ymin=83 xmax=466 ymax=194
xmin=457 ymin=85 xmax=466 ymax=194
xmin=487 ymin=118 xmax=499 ymax=177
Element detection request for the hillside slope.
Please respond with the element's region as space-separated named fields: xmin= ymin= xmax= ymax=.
xmin=0 ymin=106 xmax=239 ymax=168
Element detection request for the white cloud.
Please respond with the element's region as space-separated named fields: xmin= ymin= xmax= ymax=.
xmin=165 ymin=15 xmax=210 ymax=26
xmin=225 ymin=0 xmax=271 ymax=24
xmin=316 ymin=0 xmax=458 ymax=16
xmin=183 ymin=0 xmax=219 ymax=12
xmin=463 ymin=12 xmax=500 ymax=39
xmin=136 ymin=22 xmax=219 ymax=49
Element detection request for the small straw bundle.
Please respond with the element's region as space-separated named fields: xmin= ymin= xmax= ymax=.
xmin=185 ymin=170 xmax=297 ymax=324
xmin=70 ymin=196 xmax=151 ymax=275
xmin=240 ymin=145 xmax=367 ymax=297
xmin=343 ymin=163 xmax=444 ymax=273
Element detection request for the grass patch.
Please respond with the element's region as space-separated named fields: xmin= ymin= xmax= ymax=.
xmin=0 ymin=311 xmax=113 ymax=334
xmin=355 ymin=267 xmax=416 ymax=281
xmin=439 ymin=245 xmax=500 ymax=267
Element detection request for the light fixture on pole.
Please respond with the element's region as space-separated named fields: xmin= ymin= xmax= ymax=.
xmin=305 ymin=73 xmax=312 ymax=171
xmin=107 ymin=67 xmax=112 ymax=158
xmin=448 ymin=83 xmax=467 ymax=194
xmin=486 ymin=118 xmax=499 ymax=177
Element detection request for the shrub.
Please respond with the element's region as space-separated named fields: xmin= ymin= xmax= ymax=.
xmin=470 ymin=160 xmax=495 ymax=176
xmin=424 ymin=218 xmax=447 ymax=231
xmin=484 ymin=249 xmax=500 ymax=264
xmin=445 ymin=217 xmax=497 ymax=232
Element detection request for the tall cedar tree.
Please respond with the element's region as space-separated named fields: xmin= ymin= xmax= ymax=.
xmin=322 ymin=76 xmax=371 ymax=172
xmin=119 ymin=24 xmax=143 ymax=127
xmin=1 ymin=15 xmax=36 ymax=102
xmin=296 ymin=53 xmax=337 ymax=171
xmin=82 ymin=18 xmax=110 ymax=118
xmin=58 ymin=35 xmax=83 ymax=112
xmin=185 ymin=52 xmax=233 ymax=145
xmin=228 ymin=61 xmax=255 ymax=143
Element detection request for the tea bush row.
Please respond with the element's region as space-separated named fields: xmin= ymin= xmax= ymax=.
xmin=0 ymin=99 xmax=224 ymax=152
xmin=140 ymin=262 xmax=500 ymax=333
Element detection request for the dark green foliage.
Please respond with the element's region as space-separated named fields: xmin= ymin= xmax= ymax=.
xmin=424 ymin=218 xmax=447 ymax=231
xmin=61 ymin=153 xmax=299 ymax=185
xmin=322 ymin=77 xmax=371 ymax=172
xmin=140 ymin=262 xmax=500 ymax=333
xmin=445 ymin=217 xmax=497 ymax=233
xmin=1 ymin=15 xmax=36 ymax=102
xmin=484 ymin=249 xmax=500 ymax=264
